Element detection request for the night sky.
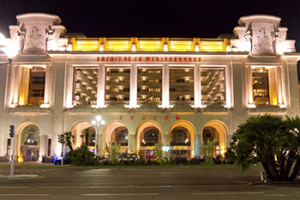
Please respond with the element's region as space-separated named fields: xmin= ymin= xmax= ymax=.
xmin=0 ymin=0 xmax=300 ymax=76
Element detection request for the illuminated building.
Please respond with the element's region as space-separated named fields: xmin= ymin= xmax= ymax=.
xmin=0 ymin=13 xmax=299 ymax=161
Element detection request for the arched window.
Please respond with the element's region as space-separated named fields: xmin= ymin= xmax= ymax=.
xmin=203 ymin=126 xmax=219 ymax=146
xmin=171 ymin=127 xmax=190 ymax=146
xmin=24 ymin=128 xmax=39 ymax=145
xmin=141 ymin=127 xmax=160 ymax=146
xmin=115 ymin=127 xmax=128 ymax=146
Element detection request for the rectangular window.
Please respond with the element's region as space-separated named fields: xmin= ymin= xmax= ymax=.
xmin=170 ymin=68 xmax=194 ymax=101
xmin=73 ymin=68 xmax=98 ymax=105
xmin=28 ymin=67 xmax=46 ymax=105
xmin=48 ymin=139 xmax=51 ymax=156
xmin=201 ymin=68 xmax=225 ymax=106
xmin=252 ymin=67 xmax=270 ymax=105
xmin=106 ymin=67 xmax=130 ymax=101
xmin=138 ymin=68 xmax=162 ymax=102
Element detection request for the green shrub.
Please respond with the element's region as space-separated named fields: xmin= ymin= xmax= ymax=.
xmin=66 ymin=145 xmax=95 ymax=166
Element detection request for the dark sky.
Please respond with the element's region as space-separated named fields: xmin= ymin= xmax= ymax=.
xmin=1 ymin=0 xmax=299 ymax=78
xmin=1 ymin=0 xmax=300 ymax=48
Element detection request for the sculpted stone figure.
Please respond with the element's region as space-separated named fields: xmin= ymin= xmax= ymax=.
xmin=46 ymin=25 xmax=56 ymax=51
xmin=22 ymin=22 xmax=48 ymax=54
xmin=251 ymin=22 xmax=275 ymax=54
xmin=16 ymin=29 xmax=26 ymax=54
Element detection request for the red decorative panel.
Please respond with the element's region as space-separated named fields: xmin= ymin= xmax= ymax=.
xmin=176 ymin=116 xmax=179 ymax=120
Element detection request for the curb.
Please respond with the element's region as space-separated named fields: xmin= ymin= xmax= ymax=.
xmin=0 ymin=175 xmax=38 ymax=179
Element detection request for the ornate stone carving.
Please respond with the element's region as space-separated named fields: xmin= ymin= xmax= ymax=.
xmin=16 ymin=28 xmax=26 ymax=54
xmin=22 ymin=22 xmax=49 ymax=54
xmin=251 ymin=22 xmax=277 ymax=55
xmin=46 ymin=25 xmax=56 ymax=51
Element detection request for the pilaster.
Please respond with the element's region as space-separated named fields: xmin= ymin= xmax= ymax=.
xmin=192 ymin=64 xmax=202 ymax=108
xmin=97 ymin=64 xmax=106 ymax=108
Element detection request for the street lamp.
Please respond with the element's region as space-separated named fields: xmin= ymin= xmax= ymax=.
xmin=0 ymin=32 xmax=16 ymax=64
xmin=91 ymin=115 xmax=106 ymax=156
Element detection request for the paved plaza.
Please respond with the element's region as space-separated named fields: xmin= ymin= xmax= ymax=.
xmin=0 ymin=165 xmax=299 ymax=200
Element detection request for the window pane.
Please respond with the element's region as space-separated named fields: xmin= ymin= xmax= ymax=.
xmin=106 ymin=68 xmax=130 ymax=101
xmin=73 ymin=68 xmax=98 ymax=105
xmin=201 ymin=68 xmax=225 ymax=106
xmin=138 ymin=68 xmax=162 ymax=102
xmin=169 ymin=68 xmax=194 ymax=101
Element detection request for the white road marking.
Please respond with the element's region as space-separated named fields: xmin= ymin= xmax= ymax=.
xmin=82 ymin=193 xmax=158 ymax=196
xmin=264 ymin=194 xmax=286 ymax=196
xmin=192 ymin=192 xmax=264 ymax=195
xmin=36 ymin=185 xmax=246 ymax=189
xmin=0 ymin=194 xmax=49 ymax=196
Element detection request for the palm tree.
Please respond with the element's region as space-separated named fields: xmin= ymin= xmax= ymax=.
xmin=230 ymin=114 xmax=300 ymax=181
xmin=284 ymin=116 xmax=300 ymax=181
xmin=81 ymin=128 xmax=93 ymax=146
xmin=64 ymin=131 xmax=75 ymax=152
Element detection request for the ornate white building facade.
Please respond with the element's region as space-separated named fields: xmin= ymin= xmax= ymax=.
xmin=0 ymin=13 xmax=299 ymax=161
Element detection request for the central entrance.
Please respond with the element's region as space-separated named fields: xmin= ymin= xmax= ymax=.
xmin=20 ymin=125 xmax=40 ymax=161
xmin=170 ymin=126 xmax=191 ymax=157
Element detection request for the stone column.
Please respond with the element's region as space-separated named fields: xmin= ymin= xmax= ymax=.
xmin=246 ymin=65 xmax=254 ymax=106
xmin=194 ymin=134 xmax=200 ymax=157
xmin=128 ymin=64 xmax=138 ymax=108
xmin=276 ymin=66 xmax=283 ymax=105
xmin=162 ymin=134 xmax=169 ymax=146
xmin=39 ymin=135 xmax=48 ymax=162
xmin=225 ymin=65 xmax=232 ymax=108
xmin=42 ymin=65 xmax=51 ymax=106
xmin=65 ymin=65 xmax=74 ymax=108
xmin=161 ymin=64 xmax=170 ymax=108
xmin=98 ymin=127 xmax=104 ymax=156
xmin=12 ymin=65 xmax=22 ymax=105
xmin=128 ymin=134 xmax=136 ymax=153
xmin=193 ymin=64 xmax=201 ymax=108
xmin=97 ymin=64 xmax=106 ymax=108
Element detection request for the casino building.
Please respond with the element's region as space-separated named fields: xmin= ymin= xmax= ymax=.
xmin=0 ymin=13 xmax=299 ymax=162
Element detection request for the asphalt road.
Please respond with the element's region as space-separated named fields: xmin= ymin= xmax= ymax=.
xmin=0 ymin=166 xmax=299 ymax=200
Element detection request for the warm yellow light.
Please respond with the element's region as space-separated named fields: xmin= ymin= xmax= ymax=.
xmin=200 ymin=40 xmax=226 ymax=52
xmin=105 ymin=40 xmax=131 ymax=51
xmin=75 ymin=39 xmax=99 ymax=51
xmin=139 ymin=40 xmax=162 ymax=51
xmin=170 ymin=40 xmax=193 ymax=51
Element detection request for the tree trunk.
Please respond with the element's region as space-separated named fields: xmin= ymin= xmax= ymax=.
xmin=284 ymin=151 xmax=295 ymax=180
xmin=267 ymin=156 xmax=281 ymax=181
xmin=287 ymin=156 xmax=300 ymax=181
xmin=67 ymin=140 xmax=73 ymax=152
xmin=85 ymin=134 xmax=89 ymax=146
xmin=279 ymin=152 xmax=285 ymax=180
xmin=262 ymin=161 xmax=274 ymax=180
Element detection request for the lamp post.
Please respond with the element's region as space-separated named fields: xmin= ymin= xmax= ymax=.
xmin=91 ymin=115 xmax=105 ymax=156
xmin=0 ymin=32 xmax=16 ymax=64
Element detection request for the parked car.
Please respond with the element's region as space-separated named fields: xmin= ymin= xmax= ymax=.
xmin=118 ymin=153 xmax=138 ymax=164
xmin=54 ymin=157 xmax=72 ymax=165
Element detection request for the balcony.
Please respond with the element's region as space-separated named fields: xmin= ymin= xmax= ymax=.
xmin=247 ymin=104 xmax=287 ymax=114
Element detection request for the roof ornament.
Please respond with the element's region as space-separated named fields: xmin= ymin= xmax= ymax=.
xmin=163 ymin=42 xmax=168 ymax=52
xmin=195 ymin=43 xmax=199 ymax=52
xmin=99 ymin=42 xmax=104 ymax=52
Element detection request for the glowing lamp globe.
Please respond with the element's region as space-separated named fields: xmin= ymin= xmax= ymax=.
xmin=0 ymin=33 xmax=5 ymax=46
xmin=96 ymin=116 xmax=102 ymax=121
